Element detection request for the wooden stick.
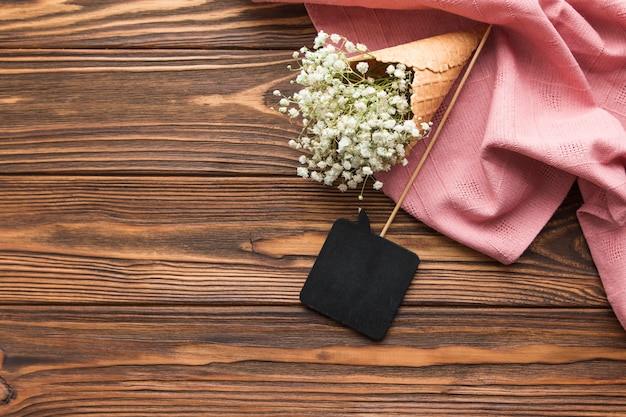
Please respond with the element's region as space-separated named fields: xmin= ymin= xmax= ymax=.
xmin=380 ymin=24 xmax=492 ymax=238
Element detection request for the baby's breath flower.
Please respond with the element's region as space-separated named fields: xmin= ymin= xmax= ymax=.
xmin=314 ymin=31 xmax=328 ymax=49
xmin=354 ymin=101 xmax=367 ymax=112
xmin=297 ymin=167 xmax=309 ymax=178
xmin=311 ymin=171 xmax=323 ymax=182
xmin=274 ymin=31 xmax=431 ymax=195
xmin=333 ymin=60 xmax=347 ymax=71
xmin=383 ymin=119 xmax=396 ymax=130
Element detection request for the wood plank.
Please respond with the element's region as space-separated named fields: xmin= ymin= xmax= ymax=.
xmin=4 ymin=1 xmax=622 ymax=416
xmin=0 ymin=48 xmax=303 ymax=175
xmin=0 ymin=176 xmax=604 ymax=308
xmin=1 ymin=306 xmax=625 ymax=416
xmin=0 ymin=0 xmax=316 ymax=50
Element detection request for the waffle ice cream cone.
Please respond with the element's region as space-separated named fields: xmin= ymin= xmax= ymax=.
xmin=362 ymin=24 xmax=488 ymax=133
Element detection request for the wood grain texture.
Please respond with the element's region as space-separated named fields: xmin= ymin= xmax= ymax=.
xmin=0 ymin=49 xmax=300 ymax=175
xmin=0 ymin=1 xmax=315 ymax=50
xmin=1 ymin=306 xmax=625 ymax=416
xmin=0 ymin=177 xmax=603 ymax=307
xmin=0 ymin=1 xmax=625 ymax=416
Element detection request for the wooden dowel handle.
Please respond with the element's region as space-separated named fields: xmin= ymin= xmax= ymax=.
xmin=380 ymin=24 xmax=492 ymax=238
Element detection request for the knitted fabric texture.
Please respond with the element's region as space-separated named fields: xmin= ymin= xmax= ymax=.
xmin=256 ymin=0 xmax=626 ymax=331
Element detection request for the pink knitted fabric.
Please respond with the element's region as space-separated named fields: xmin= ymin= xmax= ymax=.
xmin=256 ymin=0 xmax=626 ymax=331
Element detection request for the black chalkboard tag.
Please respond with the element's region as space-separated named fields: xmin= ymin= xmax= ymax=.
xmin=300 ymin=210 xmax=420 ymax=341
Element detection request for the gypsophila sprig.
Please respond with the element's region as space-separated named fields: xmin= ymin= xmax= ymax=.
xmin=274 ymin=31 xmax=431 ymax=196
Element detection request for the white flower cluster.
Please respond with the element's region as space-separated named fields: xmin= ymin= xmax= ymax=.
xmin=274 ymin=31 xmax=431 ymax=195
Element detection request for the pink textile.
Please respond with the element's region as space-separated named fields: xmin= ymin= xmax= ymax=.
xmin=255 ymin=0 xmax=626 ymax=331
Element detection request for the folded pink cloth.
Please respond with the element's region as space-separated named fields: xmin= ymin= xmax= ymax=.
xmin=256 ymin=0 xmax=626 ymax=331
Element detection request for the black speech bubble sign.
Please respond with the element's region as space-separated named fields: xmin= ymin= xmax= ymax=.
xmin=300 ymin=210 xmax=420 ymax=340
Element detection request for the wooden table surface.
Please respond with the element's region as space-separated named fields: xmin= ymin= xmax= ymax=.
xmin=1 ymin=1 xmax=625 ymax=415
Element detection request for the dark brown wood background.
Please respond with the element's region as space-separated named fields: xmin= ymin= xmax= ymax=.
xmin=1 ymin=1 xmax=625 ymax=415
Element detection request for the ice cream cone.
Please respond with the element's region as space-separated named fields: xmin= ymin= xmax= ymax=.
xmin=353 ymin=25 xmax=488 ymax=150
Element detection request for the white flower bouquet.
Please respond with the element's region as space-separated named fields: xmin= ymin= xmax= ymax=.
xmin=275 ymin=26 xmax=487 ymax=197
